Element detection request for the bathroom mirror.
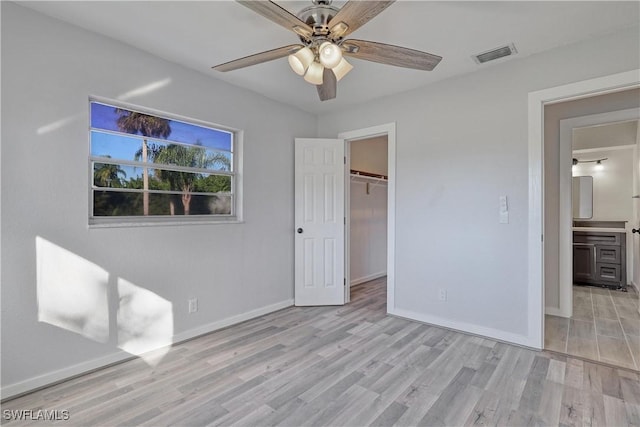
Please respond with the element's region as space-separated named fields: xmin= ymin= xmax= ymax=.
xmin=572 ymin=176 xmax=593 ymax=219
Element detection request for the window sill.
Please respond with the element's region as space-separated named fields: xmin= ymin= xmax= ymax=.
xmin=89 ymin=218 xmax=243 ymax=229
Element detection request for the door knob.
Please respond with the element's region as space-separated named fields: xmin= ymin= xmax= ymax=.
xmin=633 ymin=228 xmax=640 ymax=234
xmin=297 ymin=228 xmax=303 ymax=234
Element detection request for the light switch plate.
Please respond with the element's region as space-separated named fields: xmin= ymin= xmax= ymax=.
xmin=499 ymin=195 xmax=509 ymax=224
xmin=500 ymin=212 xmax=509 ymax=224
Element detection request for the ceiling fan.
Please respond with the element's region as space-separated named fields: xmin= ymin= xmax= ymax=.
xmin=212 ymin=0 xmax=442 ymax=101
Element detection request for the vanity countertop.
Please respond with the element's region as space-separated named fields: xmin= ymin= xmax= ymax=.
xmin=573 ymin=227 xmax=626 ymax=233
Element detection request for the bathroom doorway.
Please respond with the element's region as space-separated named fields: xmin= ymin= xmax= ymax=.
xmin=545 ymin=110 xmax=640 ymax=370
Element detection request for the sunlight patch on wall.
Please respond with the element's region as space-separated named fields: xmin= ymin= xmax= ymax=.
xmin=36 ymin=237 xmax=109 ymax=343
xmin=116 ymin=78 xmax=172 ymax=101
xmin=37 ymin=78 xmax=171 ymax=135
xmin=117 ymin=278 xmax=173 ymax=366
xmin=36 ymin=113 xmax=83 ymax=135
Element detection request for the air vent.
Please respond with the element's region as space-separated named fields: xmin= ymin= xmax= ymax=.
xmin=473 ymin=43 xmax=517 ymax=64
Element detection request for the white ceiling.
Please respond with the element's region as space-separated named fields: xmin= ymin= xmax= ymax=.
xmin=20 ymin=1 xmax=640 ymax=114
xmin=574 ymin=120 xmax=639 ymax=151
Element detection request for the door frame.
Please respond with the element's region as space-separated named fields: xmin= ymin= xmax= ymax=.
xmin=528 ymin=69 xmax=640 ymax=349
xmin=339 ymin=123 xmax=396 ymax=309
xmin=556 ymin=109 xmax=640 ymax=319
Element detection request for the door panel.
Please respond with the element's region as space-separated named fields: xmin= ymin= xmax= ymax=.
xmin=295 ymin=138 xmax=345 ymax=306
xmin=573 ymin=244 xmax=596 ymax=283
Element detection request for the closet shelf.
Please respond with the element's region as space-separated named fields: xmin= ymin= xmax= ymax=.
xmin=350 ymin=169 xmax=388 ymax=182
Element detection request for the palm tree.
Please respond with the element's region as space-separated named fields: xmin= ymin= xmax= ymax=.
xmin=148 ymin=144 xmax=230 ymax=215
xmin=94 ymin=158 xmax=127 ymax=188
xmin=115 ymin=109 xmax=171 ymax=215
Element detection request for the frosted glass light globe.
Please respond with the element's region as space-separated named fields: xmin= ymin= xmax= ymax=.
xmin=304 ymin=61 xmax=324 ymax=85
xmin=319 ymin=42 xmax=343 ymax=69
xmin=332 ymin=58 xmax=353 ymax=81
xmin=288 ymin=47 xmax=314 ymax=76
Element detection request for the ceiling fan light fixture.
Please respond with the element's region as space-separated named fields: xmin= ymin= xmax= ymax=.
xmin=304 ymin=61 xmax=324 ymax=85
xmin=288 ymin=47 xmax=315 ymax=76
xmin=319 ymin=41 xmax=343 ymax=69
xmin=332 ymin=58 xmax=353 ymax=81
xmin=216 ymin=0 xmax=443 ymax=102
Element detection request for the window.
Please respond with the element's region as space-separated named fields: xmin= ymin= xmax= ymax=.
xmin=89 ymin=100 xmax=238 ymax=225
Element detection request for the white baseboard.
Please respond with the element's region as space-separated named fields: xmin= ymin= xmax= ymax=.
xmin=630 ymin=280 xmax=639 ymax=294
xmin=350 ymin=271 xmax=387 ymax=286
xmin=1 ymin=351 xmax=132 ymax=401
xmin=1 ymin=299 xmax=294 ymax=400
xmin=172 ymin=299 xmax=293 ymax=343
xmin=389 ymin=307 xmax=538 ymax=349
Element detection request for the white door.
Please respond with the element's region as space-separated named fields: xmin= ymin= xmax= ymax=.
xmin=295 ymin=138 xmax=345 ymax=306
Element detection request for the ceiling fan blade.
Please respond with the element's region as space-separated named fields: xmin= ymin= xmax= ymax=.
xmin=329 ymin=1 xmax=395 ymax=38
xmin=237 ymin=1 xmax=313 ymax=39
xmin=342 ymin=39 xmax=442 ymax=71
xmin=212 ymin=44 xmax=303 ymax=72
xmin=317 ymin=68 xmax=337 ymax=101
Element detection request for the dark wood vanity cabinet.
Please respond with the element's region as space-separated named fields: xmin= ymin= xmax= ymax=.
xmin=573 ymin=231 xmax=626 ymax=289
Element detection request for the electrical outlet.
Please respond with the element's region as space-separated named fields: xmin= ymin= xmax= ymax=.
xmin=188 ymin=298 xmax=198 ymax=313
xmin=438 ymin=289 xmax=447 ymax=302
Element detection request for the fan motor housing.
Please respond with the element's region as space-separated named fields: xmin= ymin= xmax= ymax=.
xmin=298 ymin=3 xmax=340 ymax=36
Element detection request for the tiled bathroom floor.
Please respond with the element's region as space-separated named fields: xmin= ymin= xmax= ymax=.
xmin=545 ymin=285 xmax=640 ymax=370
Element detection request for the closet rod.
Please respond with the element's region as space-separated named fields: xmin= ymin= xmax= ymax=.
xmin=350 ymin=169 xmax=388 ymax=181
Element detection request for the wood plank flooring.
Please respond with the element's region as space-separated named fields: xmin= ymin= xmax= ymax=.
xmin=3 ymin=277 xmax=640 ymax=426
xmin=545 ymin=285 xmax=640 ymax=370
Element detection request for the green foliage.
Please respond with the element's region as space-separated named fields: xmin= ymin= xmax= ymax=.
xmin=193 ymin=174 xmax=231 ymax=193
xmin=93 ymin=191 xmax=172 ymax=216
xmin=93 ymin=158 xmax=126 ymax=188
xmin=143 ymin=142 xmax=231 ymax=215
xmin=152 ymin=143 xmax=230 ymax=189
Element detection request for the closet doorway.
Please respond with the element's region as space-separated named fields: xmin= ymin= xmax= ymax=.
xmin=346 ymin=136 xmax=388 ymax=304
xmin=339 ymin=122 xmax=396 ymax=309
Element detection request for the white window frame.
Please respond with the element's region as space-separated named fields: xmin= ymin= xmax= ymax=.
xmin=88 ymin=96 xmax=243 ymax=227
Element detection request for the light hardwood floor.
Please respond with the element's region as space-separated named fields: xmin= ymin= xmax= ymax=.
xmin=3 ymin=277 xmax=640 ymax=426
xmin=545 ymin=285 xmax=640 ymax=370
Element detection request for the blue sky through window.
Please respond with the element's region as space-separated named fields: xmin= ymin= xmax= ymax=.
xmin=90 ymin=131 xmax=231 ymax=171
xmin=91 ymin=131 xmax=140 ymax=160
xmin=90 ymin=102 xmax=232 ymax=153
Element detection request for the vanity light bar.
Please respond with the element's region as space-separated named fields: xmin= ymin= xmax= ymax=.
xmin=572 ymin=157 xmax=608 ymax=165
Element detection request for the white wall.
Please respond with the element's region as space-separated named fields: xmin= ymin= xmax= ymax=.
xmin=318 ymin=26 xmax=640 ymax=344
xmin=1 ymin=3 xmax=316 ymax=396
xmin=351 ymin=137 xmax=388 ymax=176
xmin=350 ymin=180 xmax=388 ymax=285
xmin=573 ymin=121 xmax=638 ymax=151
xmin=572 ymin=148 xmax=634 ymax=221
